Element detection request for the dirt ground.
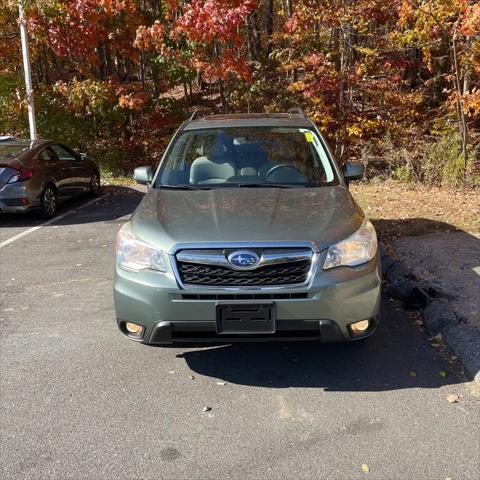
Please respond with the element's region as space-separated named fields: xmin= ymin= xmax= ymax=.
xmin=351 ymin=180 xmax=480 ymax=244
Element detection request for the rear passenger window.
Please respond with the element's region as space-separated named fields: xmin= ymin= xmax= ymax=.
xmin=51 ymin=145 xmax=77 ymax=161
xmin=38 ymin=148 xmax=56 ymax=162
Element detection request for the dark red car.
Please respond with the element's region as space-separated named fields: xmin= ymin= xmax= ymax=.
xmin=0 ymin=137 xmax=100 ymax=217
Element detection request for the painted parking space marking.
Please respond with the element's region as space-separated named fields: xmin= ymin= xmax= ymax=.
xmin=0 ymin=193 xmax=109 ymax=249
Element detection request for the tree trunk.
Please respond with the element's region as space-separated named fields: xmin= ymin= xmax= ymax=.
xmin=219 ymin=79 xmax=228 ymax=113
xmin=245 ymin=17 xmax=254 ymax=59
xmin=250 ymin=12 xmax=262 ymax=57
xmin=183 ymin=81 xmax=189 ymax=107
xmin=452 ymin=31 xmax=468 ymax=180
xmin=264 ymin=0 xmax=274 ymax=56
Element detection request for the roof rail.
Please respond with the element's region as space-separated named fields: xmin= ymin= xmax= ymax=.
xmin=188 ymin=109 xmax=215 ymax=122
xmin=287 ymin=107 xmax=306 ymax=118
xmin=188 ymin=110 xmax=199 ymax=122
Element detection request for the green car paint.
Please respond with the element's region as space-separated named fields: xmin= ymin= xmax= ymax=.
xmin=113 ymin=112 xmax=381 ymax=344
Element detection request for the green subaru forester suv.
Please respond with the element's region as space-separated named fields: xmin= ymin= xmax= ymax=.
xmin=114 ymin=110 xmax=381 ymax=345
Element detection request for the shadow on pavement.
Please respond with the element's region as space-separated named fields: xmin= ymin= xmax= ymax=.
xmin=0 ymin=185 xmax=144 ymax=228
xmin=372 ymin=217 xmax=479 ymax=240
xmin=177 ymin=301 xmax=465 ymax=391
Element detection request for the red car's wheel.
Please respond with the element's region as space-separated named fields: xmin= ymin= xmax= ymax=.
xmin=39 ymin=184 xmax=57 ymax=218
xmin=89 ymin=171 xmax=101 ymax=196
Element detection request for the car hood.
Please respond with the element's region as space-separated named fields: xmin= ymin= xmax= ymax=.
xmin=130 ymin=186 xmax=364 ymax=253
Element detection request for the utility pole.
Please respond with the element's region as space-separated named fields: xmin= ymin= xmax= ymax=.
xmin=18 ymin=0 xmax=37 ymax=140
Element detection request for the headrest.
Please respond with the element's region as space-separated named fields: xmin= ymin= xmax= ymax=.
xmin=236 ymin=143 xmax=268 ymax=167
xmin=209 ymin=137 xmax=230 ymax=164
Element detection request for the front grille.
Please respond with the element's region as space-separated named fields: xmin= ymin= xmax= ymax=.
xmin=177 ymin=259 xmax=311 ymax=287
xmin=180 ymin=293 xmax=309 ymax=300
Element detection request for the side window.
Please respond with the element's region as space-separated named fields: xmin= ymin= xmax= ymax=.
xmin=159 ymin=134 xmax=190 ymax=185
xmin=38 ymin=147 xmax=56 ymax=163
xmin=51 ymin=145 xmax=77 ymax=162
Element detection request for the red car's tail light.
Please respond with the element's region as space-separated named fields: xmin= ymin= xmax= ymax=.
xmin=7 ymin=168 xmax=34 ymax=184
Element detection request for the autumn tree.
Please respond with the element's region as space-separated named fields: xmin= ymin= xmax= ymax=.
xmin=0 ymin=0 xmax=478 ymax=182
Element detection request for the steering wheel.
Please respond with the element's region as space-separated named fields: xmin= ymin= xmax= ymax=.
xmin=264 ymin=164 xmax=304 ymax=181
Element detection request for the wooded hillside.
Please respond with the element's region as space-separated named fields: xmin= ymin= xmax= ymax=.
xmin=1 ymin=0 xmax=479 ymax=185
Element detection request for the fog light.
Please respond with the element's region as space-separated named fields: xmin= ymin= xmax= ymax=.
xmin=349 ymin=319 xmax=370 ymax=336
xmin=125 ymin=322 xmax=144 ymax=336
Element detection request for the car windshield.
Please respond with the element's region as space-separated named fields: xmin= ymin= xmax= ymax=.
xmin=155 ymin=127 xmax=337 ymax=189
xmin=0 ymin=145 xmax=28 ymax=163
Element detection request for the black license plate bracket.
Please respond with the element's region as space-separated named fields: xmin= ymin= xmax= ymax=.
xmin=216 ymin=301 xmax=276 ymax=334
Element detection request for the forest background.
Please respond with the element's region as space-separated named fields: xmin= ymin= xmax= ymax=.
xmin=1 ymin=0 xmax=479 ymax=187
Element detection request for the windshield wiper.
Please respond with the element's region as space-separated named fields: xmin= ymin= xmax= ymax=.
xmin=157 ymin=184 xmax=212 ymax=190
xmin=157 ymin=183 xmax=311 ymax=190
xmin=233 ymin=183 xmax=308 ymax=189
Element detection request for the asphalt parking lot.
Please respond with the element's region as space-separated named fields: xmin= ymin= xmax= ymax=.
xmin=1 ymin=186 xmax=479 ymax=480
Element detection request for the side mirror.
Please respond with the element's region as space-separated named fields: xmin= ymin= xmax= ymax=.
xmin=134 ymin=166 xmax=153 ymax=186
xmin=343 ymin=162 xmax=365 ymax=183
xmin=80 ymin=152 xmax=87 ymax=161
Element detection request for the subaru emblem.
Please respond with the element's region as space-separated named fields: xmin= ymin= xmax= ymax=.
xmin=227 ymin=250 xmax=260 ymax=269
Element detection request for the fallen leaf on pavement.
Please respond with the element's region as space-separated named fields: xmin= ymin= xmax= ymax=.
xmin=203 ymin=406 xmax=212 ymax=412
xmin=428 ymin=333 xmax=443 ymax=347
xmin=439 ymin=370 xmax=447 ymax=378
xmin=216 ymin=381 xmax=227 ymax=386
xmin=168 ymin=370 xmax=176 ymax=374
xmin=409 ymin=371 xmax=417 ymax=377
xmin=446 ymin=395 xmax=459 ymax=403
xmin=189 ymin=375 xmax=195 ymax=380
xmin=361 ymin=464 xmax=370 ymax=473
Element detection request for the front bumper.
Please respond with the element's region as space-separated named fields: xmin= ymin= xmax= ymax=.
xmin=113 ymin=253 xmax=382 ymax=345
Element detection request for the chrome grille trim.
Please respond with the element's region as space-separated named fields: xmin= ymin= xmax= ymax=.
xmin=178 ymin=261 xmax=310 ymax=286
xmin=176 ymin=249 xmax=312 ymax=270
xmin=170 ymin=243 xmax=319 ymax=291
xmin=168 ymin=241 xmax=321 ymax=254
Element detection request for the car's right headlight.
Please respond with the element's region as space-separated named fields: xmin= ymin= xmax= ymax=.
xmin=115 ymin=223 xmax=168 ymax=272
xmin=323 ymin=219 xmax=377 ymax=269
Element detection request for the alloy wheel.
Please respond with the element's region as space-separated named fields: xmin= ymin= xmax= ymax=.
xmin=42 ymin=186 xmax=56 ymax=217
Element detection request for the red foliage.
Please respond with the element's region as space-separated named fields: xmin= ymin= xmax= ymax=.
xmin=175 ymin=0 xmax=256 ymax=43
xmin=28 ymin=0 xmax=141 ymax=63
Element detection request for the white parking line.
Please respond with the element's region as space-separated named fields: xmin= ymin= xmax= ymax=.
xmin=0 ymin=193 xmax=109 ymax=249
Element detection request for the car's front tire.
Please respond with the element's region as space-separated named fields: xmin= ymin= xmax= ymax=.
xmin=39 ymin=184 xmax=57 ymax=218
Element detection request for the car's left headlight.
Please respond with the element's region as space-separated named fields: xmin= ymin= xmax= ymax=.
xmin=115 ymin=223 xmax=168 ymax=272
xmin=323 ymin=219 xmax=377 ymax=270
